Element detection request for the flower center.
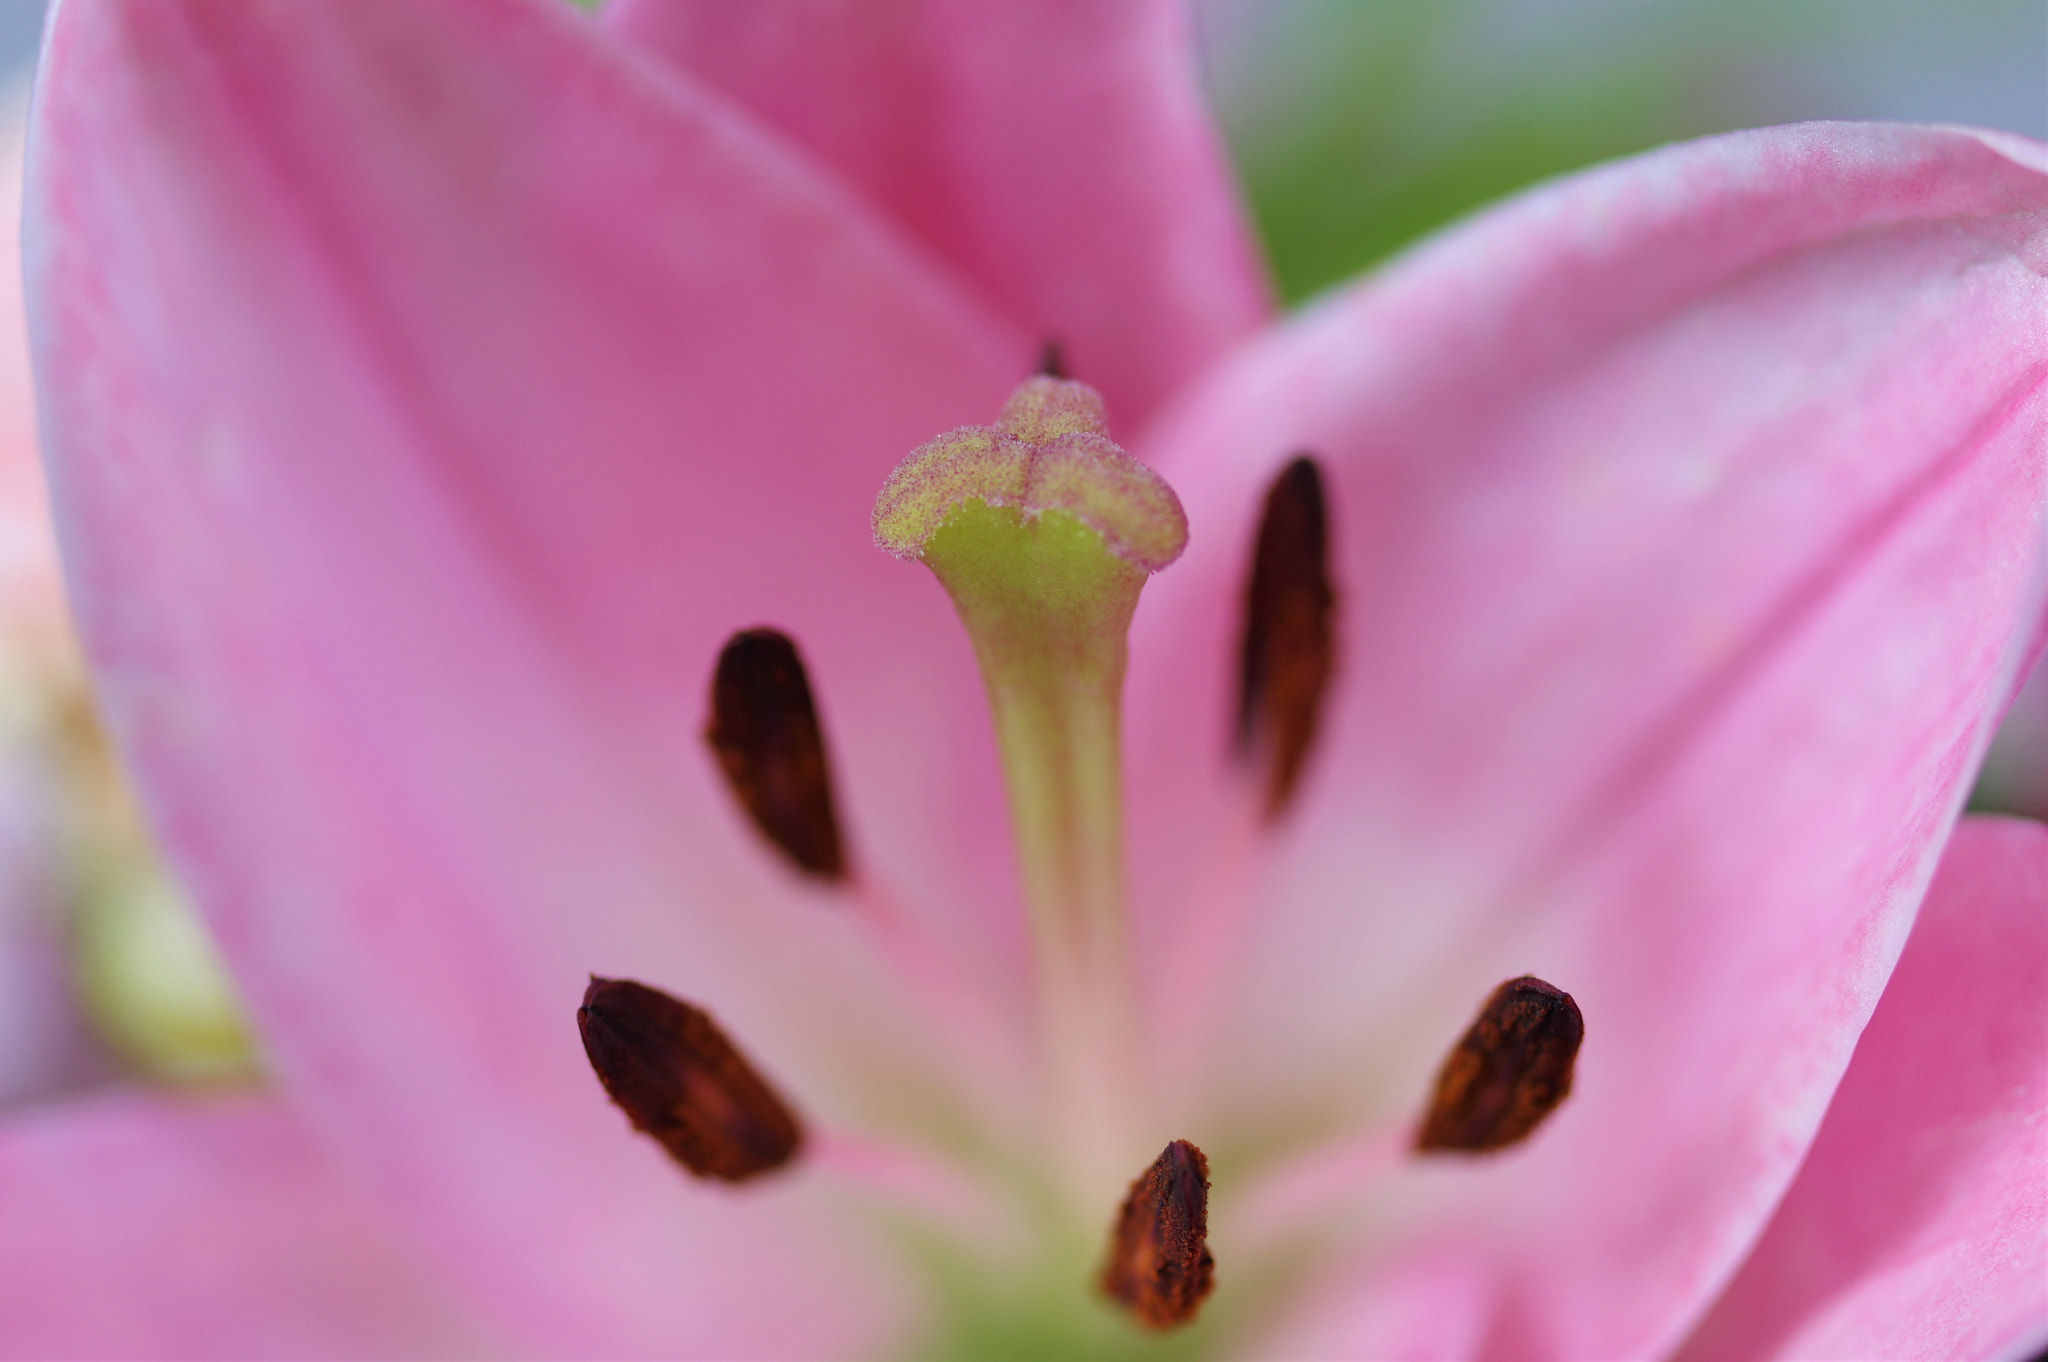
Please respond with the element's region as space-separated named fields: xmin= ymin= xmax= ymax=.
xmin=573 ymin=376 xmax=1589 ymax=1353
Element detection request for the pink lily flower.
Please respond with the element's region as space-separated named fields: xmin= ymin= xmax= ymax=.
xmin=9 ymin=0 xmax=2046 ymax=1357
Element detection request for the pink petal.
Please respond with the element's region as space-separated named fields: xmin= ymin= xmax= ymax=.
xmin=29 ymin=0 xmax=1031 ymax=1351
xmin=0 ymin=1089 xmax=485 ymax=1360
xmin=1131 ymin=124 xmax=2048 ymax=1357
xmin=1674 ymin=815 xmax=2047 ymax=1361
xmin=605 ymin=0 xmax=1274 ymax=428
xmin=1255 ymin=1250 xmax=1493 ymax=1361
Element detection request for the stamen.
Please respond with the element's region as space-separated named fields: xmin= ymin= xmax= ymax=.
xmin=703 ymin=628 xmax=847 ymax=880
xmin=576 ymin=976 xmax=804 ymax=1182
xmin=1101 ymin=1139 xmax=1215 ymax=1330
xmin=1036 ymin=338 xmax=1068 ymax=379
xmin=1416 ymin=975 xmax=1583 ymax=1153
xmin=1236 ymin=455 xmax=1336 ymax=820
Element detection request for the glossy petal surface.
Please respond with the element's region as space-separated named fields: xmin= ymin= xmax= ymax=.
xmin=28 ymin=0 xmax=1027 ymax=1351
xmin=1677 ymin=815 xmax=2047 ymax=1360
xmin=0 ymin=1090 xmax=483 ymax=1360
xmin=607 ymin=0 xmax=1273 ymax=426
xmin=1134 ymin=124 xmax=2048 ymax=1357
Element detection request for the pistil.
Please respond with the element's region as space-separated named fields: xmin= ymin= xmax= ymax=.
xmin=875 ymin=376 xmax=1186 ymax=1193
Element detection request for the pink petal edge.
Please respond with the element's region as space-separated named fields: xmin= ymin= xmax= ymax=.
xmin=1676 ymin=814 xmax=2048 ymax=1361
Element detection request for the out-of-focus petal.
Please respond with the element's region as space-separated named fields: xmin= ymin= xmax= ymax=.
xmin=1253 ymin=1251 xmax=1491 ymax=1361
xmin=1134 ymin=124 xmax=2048 ymax=1357
xmin=606 ymin=0 xmax=1274 ymax=427
xmin=0 ymin=748 xmax=112 ymax=1105
xmin=0 ymin=81 xmax=59 ymax=642
xmin=1674 ymin=815 xmax=2047 ymax=1361
xmin=0 ymin=873 xmax=112 ymax=1109
xmin=0 ymin=81 xmax=109 ymax=1110
xmin=0 ymin=1090 xmax=486 ymax=1360
xmin=29 ymin=0 xmax=1027 ymax=1351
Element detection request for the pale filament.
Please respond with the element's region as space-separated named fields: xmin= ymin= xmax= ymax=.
xmin=1225 ymin=1121 xmax=1410 ymax=1254
xmin=808 ymin=1128 xmax=1022 ymax=1249
xmin=843 ymin=870 xmax=1028 ymax=1107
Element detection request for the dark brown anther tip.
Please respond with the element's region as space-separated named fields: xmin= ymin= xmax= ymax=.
xmin=1100 ymin=1139 xmax=1215 ymax=1331
xmin=576 ymin=976 xmax=804 ymax=1183
xmin=704 ymin=628 xmax=848 ymax=880
xmin=1035 ymin=337 xmax=1068 ymax=379
xmin=1235 ymin=455 xmax=1336 ymax=821
xmin=1416 ymin=975 xmax=1583 ymax=1154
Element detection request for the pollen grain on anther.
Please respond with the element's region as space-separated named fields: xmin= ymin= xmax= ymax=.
xmin=1417 ymin=975 xmax=1583 ymax=1154
xmin=704 ymin=628 xmax=848 ymax=880
xmin=1236 ymin=455 xmax=1336 ymax=820
xmin=1101 ymin=1138 xmax=1216 ymax=1330
xmin=576 ymin=976 xmax=804 ymax=1182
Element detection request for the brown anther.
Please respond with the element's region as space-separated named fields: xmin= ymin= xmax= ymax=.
xmin=1101 ymin=1139 xmax=1215 ymax=1330
xmin=577 ymin=976 xmax=804 ymax=1182
xmin=704 ymin=628 xmax=848 ymax=880
xmin=1035 ymin=337 xmax=1068 ymax=379
xmin=1235 ymin=455 xmax=1336 ymax=820
xmin=1417 ymin=975 xmax=1583 ymax=1154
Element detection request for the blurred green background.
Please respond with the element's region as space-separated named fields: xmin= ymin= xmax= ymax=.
xmin=1193 ymin=0 xmax=2045 ymax=301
